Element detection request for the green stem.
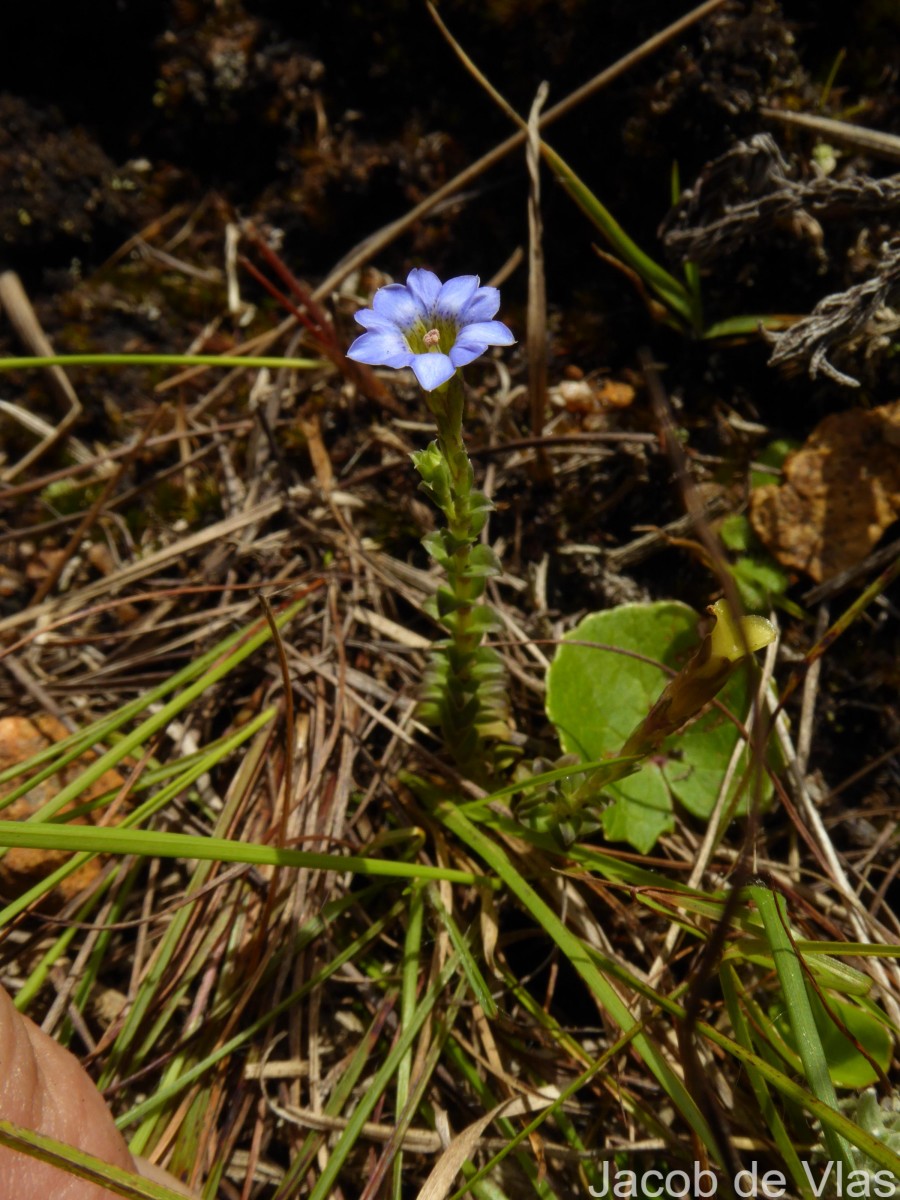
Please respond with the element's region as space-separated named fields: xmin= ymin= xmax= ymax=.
xmin=0 ymin=353 xmax=321 ymax=372
xmin=751 ymin=885 xmax=854 ymax=1173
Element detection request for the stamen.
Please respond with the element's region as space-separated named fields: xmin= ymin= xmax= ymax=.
xmin=423 ymin=328 xmax=441 ymax=348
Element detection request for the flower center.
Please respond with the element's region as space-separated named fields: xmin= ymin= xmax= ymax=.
xmin=407 ymin=315 xmax=456 ymax=356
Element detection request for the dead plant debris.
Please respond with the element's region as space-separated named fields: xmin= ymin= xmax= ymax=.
xmin=661 ymin=133 xmax=900 ymax=267
xmin=764 ymin=238 xmax=900 ymax=387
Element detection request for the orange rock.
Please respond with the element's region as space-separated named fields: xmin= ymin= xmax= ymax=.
xmin=0 ymin=715 xmax=124 ymax=906
xmin=750 ymin=400 xmax=900 ymax=583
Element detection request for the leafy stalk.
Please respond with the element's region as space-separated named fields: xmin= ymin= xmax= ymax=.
xmin=413 ymin=371 xmax=514 ymax=779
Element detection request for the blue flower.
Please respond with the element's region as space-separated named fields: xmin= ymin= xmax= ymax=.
xmin=346 ymin=269 xmax=515 ymax=391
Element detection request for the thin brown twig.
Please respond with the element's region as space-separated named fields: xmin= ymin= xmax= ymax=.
xmin=0 ymin=578 xmax=324 ymax=661
xmin=760 ymin=106 xmax=900 ymax=163
xmin=526 ymin=83 xmax=550 ymax=478
xmin=0 ymin=440 xmax=223 ymax=548
xmin=257 ymin=592 xmax=294 ymax=855
xmin=30 ymin=405 xmax=167 ymax=605
xmin=0 ymin=419 xmax=257 ymax=503
xmin=0 ymin=271 xmax=85 ymax=480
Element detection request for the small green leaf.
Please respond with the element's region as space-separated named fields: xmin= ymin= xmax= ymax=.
xmin=435 ymin=586 xmax=464 ymax=616
xmin=732 ymin=556 xmax=790 ymax=611
xmin=750 ymin=438 xmax=801 ymax=491
xmin=720 ymin=514 xmax=754 ymax=553
xmin=460 ymin=543 xmax=501 ymax=578
xmin=466 ymin=605 xmax=500 ymax=634
xmin=421 ymin=530 xmax=451 ymax=567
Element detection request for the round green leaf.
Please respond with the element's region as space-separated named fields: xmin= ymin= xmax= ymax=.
xmin=546 ymin=601 xmax=771 ymax=852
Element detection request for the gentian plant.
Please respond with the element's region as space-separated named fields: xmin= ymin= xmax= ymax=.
xmin=348 ymin=269 xmax=516 ymax=779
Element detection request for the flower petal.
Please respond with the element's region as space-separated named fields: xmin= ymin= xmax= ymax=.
xmin=347 ymin=330 xmax=414 ymax=369
xmin=459 ymin=286 xmax=500 ymax=324
xmin=405 ymin=268 xmax=442 ymax=312
xmin=371 ymin=283 xmax=423 ymax=329
xmin=448 ymin=321 xmax=515 ymax=366
xmin=459 ymin=319 xmax=515 ymax=347
xmin=354 ymin=309 xmax=405 ymax=333
xmin=411 ymin=352 xmax=455 ymax=391
xmin=436 ymin=275 xmax=479 ymax=322
xmin=448 ymin=341 xmax=484 ymax=368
